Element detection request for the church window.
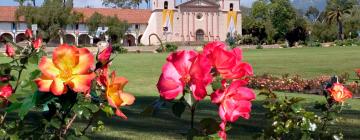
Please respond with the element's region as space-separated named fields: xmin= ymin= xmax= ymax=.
xmin=230 ymin=3 xmax=233 ymax=11
xmin=196 ymin=13 xmax=203 ymax=20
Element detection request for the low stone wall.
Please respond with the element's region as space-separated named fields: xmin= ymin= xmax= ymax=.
xmin=0 ymin=43 xmax=336 ymax=54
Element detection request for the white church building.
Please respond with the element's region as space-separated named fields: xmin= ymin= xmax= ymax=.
xmin=141 ymin=0 xmax=242 ymax=45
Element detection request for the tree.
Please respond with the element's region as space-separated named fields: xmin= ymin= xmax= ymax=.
xmin=86 ymin=12 xmax=105 ymax=35
xmin=102 ymin=0 xmax=142 ymax=8
xmin=269 ymin=0 xmax=297 ymax=41
xmin=14 ymin=0 xmax=26 ymax=6
xmin=343 ymin=5 xmax=360 ymax=38
xmin=104 ymin=16 xmax=129 ymax=43
xmin=325 ymin=0 xmax=355 ymax=40
xmin=305 ymin=6 xmax=320 ymax=23
xmin=86 ymin=12 xmax=129 ymax=43
xmin=15 ymin=0 xmax=83 ymax=43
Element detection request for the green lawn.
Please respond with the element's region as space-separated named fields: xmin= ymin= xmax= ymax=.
xmin=1 ymin=46 xmax=360 ymax=139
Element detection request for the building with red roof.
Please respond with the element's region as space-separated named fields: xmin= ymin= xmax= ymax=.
xmin=0 ymin=6 xmax=151 ymax=46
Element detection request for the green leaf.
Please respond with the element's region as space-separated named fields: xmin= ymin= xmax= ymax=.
xmin=101 ymin=105 xmax=114 ymax=117
xmin=50 ymin=118 xmax=61 ymax=129
xmin=84 ymin=103 xmax=100 ymax=113
xmin=172 ymin=101 xmax=186 ymax=118
xmin=12 ymin=66 xmax=26 ymax=71
xmin=5 ymin=103 xmax=22 ymax=112
xmin=291 ymin=104 xmax=303 ymax=113
xmin=28 ymin=54 xmax=39 ymax=64
xmin=18 ymin=90 xmax=41 ymax=119
xmin=211 ymin=76 xmax=222 ymax=91
xmin=184 ymin=93 xmax=196 ymax=107
xmin=74 ymin=128 xmax=83 ymax=136
xmin=29 ymin=70 xmax=41 ymax=80
xmin=0 ymin=129 xmax=6 ymax=137
xmin=199 ymin=118 xmax=220 ymax=135
xmin=289 ymin=97 xmax=305 ymax=103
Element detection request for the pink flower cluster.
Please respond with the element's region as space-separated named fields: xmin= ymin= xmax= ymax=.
xmin=156 ymin=41 xmax=255 ymax=140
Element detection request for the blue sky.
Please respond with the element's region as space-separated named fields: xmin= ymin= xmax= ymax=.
xmin=0 ymin=0 xmax=256 ymax=8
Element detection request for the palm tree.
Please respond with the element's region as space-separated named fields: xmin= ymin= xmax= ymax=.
xmin=30 ymin=0 xmax=35 ymax=6
xmin=14 ymin=0 xmax=26 ymax=6
xmin=325 ymin=0 xmax=354 ymax=40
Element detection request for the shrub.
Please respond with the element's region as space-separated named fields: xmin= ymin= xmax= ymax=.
xmin=226 ymin=35 xmax=237 ymax=49
xmin=156 ymin=43 xmax=178 ymax=53
xmin=237 ymin=34 xmax=259 ymax=45
xmin=112 ymin=43 xmax=128 ymax=54
xmin=307 ymin=41 xmax=322 ymax=47
xmin=165 ymin=43 xmax=178 ymax=52
xmin=256 ymin=44 xmax=263 ymax=49
xmin=258 ymin=81 xmax=351 ymax=140
xmin=334 ymin=39 xmax=360 ymax=47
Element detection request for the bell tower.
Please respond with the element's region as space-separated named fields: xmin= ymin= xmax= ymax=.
xmin=151 ymin=0 xmax=176 ymax=11
xmin=219 ymin=0 xmax=240 ymax=12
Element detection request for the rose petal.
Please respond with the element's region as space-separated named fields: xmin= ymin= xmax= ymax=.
xmin=72 ymin=48 xmax=94 ymax=74
xmin=38 ymin=57 xmax=60 ymax=78
xmin=34 ymin=75 xmax=53 ymax=92
xmin=69 ymin=73 xmax=96 ymax=93
xmin=50 ymin=78 xmax=67 ymax=96
xmin=52 ymin=44 xmax=79 ymax=70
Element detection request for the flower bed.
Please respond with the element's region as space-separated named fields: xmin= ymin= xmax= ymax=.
xmin=248 ymin=73 xmax=360 ymax=98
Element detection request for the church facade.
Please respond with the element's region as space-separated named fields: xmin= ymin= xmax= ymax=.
xmin=141 ymin=0 xmax=242 ymax=45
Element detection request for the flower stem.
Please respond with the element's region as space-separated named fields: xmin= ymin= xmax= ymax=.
xmin=63 ymin=114 xmax=77 ymax=135
xmin=0 ymin=112 xmax=7 ymax=125
xmin=190 ymin=105 xmax=195 ymax=129
xmin=13 ymin=67 xmax=24 ymax=93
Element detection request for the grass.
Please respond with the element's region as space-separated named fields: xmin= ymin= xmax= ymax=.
xmin=1 ymin=46 xmax=360 ymax=139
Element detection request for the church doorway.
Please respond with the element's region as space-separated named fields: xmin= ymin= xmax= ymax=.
xmin=195 ymin=29 xmax=204 ymax=41
xmin=123 ymin=34 xmax=136 ymax=46
xmin=15 ymin=33 xmax=26 ymax=43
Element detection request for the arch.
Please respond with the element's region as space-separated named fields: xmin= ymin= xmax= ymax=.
xmin=0 ymin=33 xmax=14 ymax=44
xmin=137 ymin=34 xmax=143 ymax=44
xmin=164 ymin=1 xmax=168 ymax=9
xmin=16 ymin=33 xmax=27 ymax=43
xmin=148 ymin=33 xmax=164 ymax=50
xmin=195 ymin=29 xmax=205 ymax=41
xmin=123 ymin=34 xmax=136 ymax=46
xmin=230 ymin=3 xmax=233 ymax=11
xmin=64 ymin=34 xmax=76 ymax=45
xmin=78 ymin=34 xmax=91 ymax=45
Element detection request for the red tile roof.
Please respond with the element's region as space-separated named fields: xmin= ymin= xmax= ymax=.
xmin=0 ymin=6 xmax=24 ymax=22
xmin=0 ymin=6 xmax=151 ymax=24
xmin=74 ymin=8 xmax=151 ymax=24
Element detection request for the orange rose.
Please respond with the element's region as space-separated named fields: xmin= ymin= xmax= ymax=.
xmin=105 ymin=71 xmax=135 ymax=119
xmin=35 ymin=44 xmax=95 ymax=95
xmin=327 ymin=82 xmax=353 ymax=102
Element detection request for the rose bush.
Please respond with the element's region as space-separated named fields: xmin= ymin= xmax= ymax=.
xmin=0 ymin=29 xmax=135 ymax=139
xmin=152 ymin=41 xmax=255 ymax=139
xmin=258 ymin=76 xmax=353 ymax=140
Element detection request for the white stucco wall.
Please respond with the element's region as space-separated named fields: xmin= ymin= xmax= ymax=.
xmin=0 ymin=22 xmax=13 ymax=32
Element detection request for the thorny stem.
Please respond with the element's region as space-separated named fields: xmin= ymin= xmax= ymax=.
xmin=62 ymin=114 xmax=77 ymax=135
xmin=81 ymin=111 xmax=99 ymax=134
xmin=0 ymin=112 xmax=7 ymax=125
